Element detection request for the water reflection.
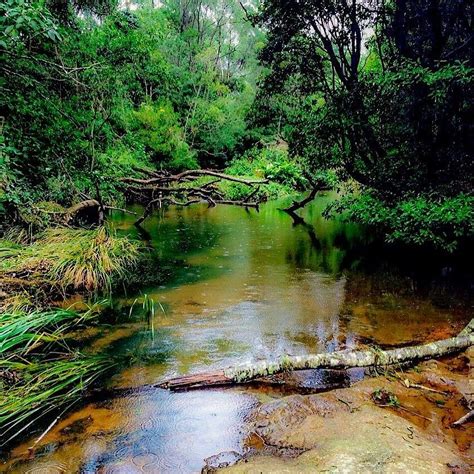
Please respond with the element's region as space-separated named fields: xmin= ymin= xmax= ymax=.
xmin=3 ymin=195 xmax=472 ymax=473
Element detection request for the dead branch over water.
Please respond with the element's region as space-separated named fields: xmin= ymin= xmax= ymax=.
xmin=121 ymin=169 xmax=269 ymax=225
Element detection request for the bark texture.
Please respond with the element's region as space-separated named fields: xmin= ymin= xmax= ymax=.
xmin=161 ymin=319 xmax=473 ymax=391
xmin=64 ymin=199 xmax=101 ymax=223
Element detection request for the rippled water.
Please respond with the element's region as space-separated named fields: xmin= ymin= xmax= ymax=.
xmin=3 ymin=195 xmax=472 ymax=473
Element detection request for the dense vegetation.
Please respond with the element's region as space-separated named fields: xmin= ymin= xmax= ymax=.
xmin=250 ymin=0 xmax=473 ymax=251
xmin=0 ymin=0 xmax=473 ymax=457
xmin=2 ymin=0 xmax=473 ymax=250
xmin=1 ymin=0 xmax=267 ymax=228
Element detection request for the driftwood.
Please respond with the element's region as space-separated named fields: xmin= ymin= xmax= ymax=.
xmin=121 ymin=169 xmax=268 ymax=225
xmin=160 ymin=319 xmax=474 ymax=391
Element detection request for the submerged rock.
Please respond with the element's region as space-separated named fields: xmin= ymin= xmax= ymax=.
xmin=203 ymin=451 xmax=242 ymax=473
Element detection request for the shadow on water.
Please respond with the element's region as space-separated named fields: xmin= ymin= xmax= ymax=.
xmin=3 ymin=195 xmax=472 ymax=473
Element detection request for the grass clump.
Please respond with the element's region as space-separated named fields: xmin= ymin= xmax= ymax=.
xmin=0 ymin=306 xmax=116 ymax=445
xmin=0 ymin=226 xmax=143 ymax=298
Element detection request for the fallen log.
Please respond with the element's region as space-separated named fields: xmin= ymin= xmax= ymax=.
xmin=160 ymin=319 xmax=473 ymax=391
xmin=64 ymin=199 xmax=101 ymax=224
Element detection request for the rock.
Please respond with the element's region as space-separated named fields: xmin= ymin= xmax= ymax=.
xmin=223 ymin=402 xmax=465 ymax=473
xmin=202 ymin=451 xmax=242 ymax=473
xmin=219 ymin=355 xmax=473 ymax=473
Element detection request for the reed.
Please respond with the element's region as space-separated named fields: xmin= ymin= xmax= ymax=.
xmin=0 ymin=306 xmax=113 ymax=444
xmin=0 ymin=355 xmax=116 ymax=444
xmin=0 ymin=308 xmax=98 ymax=356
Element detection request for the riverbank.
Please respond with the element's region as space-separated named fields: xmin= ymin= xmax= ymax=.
xmin=0 ymin=226 xmax=150 ymax=447
xmin=210 ymin=348 xmax=473 ymax=473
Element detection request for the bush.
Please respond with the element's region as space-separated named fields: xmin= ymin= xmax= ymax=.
xmin=131 ymin=101 xmax=198 ymax=171
xmin=327 ymin=193 xmax=474 ymax=252
xmin=222 ymin=146 xmax=307 ymax=200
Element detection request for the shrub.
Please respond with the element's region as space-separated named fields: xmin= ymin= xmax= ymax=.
xmin=223 ymin=146 xmax=307 ymax=200
xmin=326 ymin=193 xmax=473 ymax=252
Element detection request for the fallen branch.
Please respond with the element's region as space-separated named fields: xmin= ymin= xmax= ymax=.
xmin=282 ymin=187 xmax=320 ymax=213
xmin=64 ymin=199 xmax=100 ymax=224
xmin=121 ymin=169 xmax=268 ymax=186
xmin=160 ymin=319 xmax=473 ymax=391
xmin=104 ymin=206 xmax=138 ymax=216
xmin=123 ymin=168 xmax=268 ymax=225
xmin=452 ymin=409 xmax=474 ymax=427
xmin=281 ymin=180 xmax=331 ymax=214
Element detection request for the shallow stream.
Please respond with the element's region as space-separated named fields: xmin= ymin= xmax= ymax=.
xmin=3 ymin=195 xmax=472 ymax=473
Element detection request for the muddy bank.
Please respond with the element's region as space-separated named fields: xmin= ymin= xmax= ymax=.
xmin=212 ymin=349 xmax=473 ymax=473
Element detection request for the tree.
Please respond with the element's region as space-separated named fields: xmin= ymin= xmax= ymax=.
xmin=249 ymin=0 xmax=474 ymax=250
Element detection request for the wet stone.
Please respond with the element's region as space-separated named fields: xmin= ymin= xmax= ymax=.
xmin=202 ymin=450 xmax=242 ymax=473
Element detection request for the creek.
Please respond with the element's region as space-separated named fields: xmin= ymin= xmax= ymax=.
xmin=4 ymin=195 xmax=472 ymax=473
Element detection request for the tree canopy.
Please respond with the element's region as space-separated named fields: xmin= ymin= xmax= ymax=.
xmin=249 ymin=0 xmax=473 ymax=250
xmin=1 ymin=0 xmax=473 ymax=250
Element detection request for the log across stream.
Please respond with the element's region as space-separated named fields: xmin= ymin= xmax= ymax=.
xmin=160 ymin=319 xmax=474 ymax=390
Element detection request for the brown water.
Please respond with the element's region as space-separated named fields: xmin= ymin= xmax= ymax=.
xmin=2 ymin=196 xmax=472 ymax=473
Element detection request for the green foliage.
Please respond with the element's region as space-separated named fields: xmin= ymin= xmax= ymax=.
xmin=0 ymin=0 xmax=61 ymax=48
xmin=327 ymin=194 xmax=473 ymax=252
xmin=132 ymin=101 xmax=197 ymax=170
xmin=223 ymin=145 xmax=307 ymax=200
xmin=1 ymin=1 xmax=263 ymax=220
xmin=250 ymin=0 xmax=474 ymax=251
xmin=1 ymin=227 xmax=143 ymax=293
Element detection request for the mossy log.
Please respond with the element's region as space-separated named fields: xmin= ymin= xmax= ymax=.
xmin=160 ymin=320 xmax=473 ymax=391
xmin=64 ymin=199 xmax=101 ymax=224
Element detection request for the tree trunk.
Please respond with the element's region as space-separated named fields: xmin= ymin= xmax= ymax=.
xmin=160 ymin=319 xmax=473 ymax=391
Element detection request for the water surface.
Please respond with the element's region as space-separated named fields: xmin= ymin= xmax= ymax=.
xmin=3 ymin=196 xmax=472 ymax=473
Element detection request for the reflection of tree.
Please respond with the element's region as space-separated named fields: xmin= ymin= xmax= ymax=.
xmin=284 ymin=209 xmax=366 ymax=275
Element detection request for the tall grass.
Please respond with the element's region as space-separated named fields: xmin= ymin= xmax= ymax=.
xmin=0 ymin=226 xmax=142 ymax=295
xmin=0 ymin=227 xmax=148 ymax=445
xmin=0 ymin=355 xmax=115 ymax=444
xmin=0 ymin=307 xmax=114 ymax=444
xmin=0 ymin=308 xmax=98 ymax=355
